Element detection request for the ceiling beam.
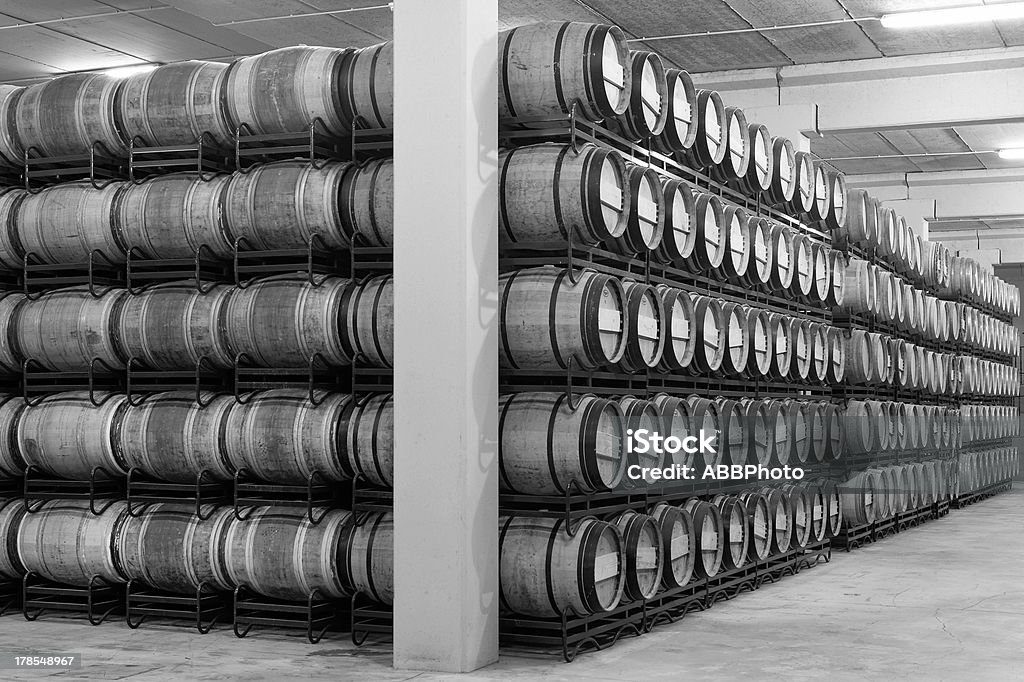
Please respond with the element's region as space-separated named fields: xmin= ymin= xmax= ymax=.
xmin=692 ymin=46 xmax=1024 ymax=135
xmin=848 ymin=168 xmax=1024 ymax=221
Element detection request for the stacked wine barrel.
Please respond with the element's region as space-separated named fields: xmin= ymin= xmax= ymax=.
xmin=0 ymin=41 xmax=399 ymax=626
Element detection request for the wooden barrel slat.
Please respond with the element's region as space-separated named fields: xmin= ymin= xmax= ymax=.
xmin=15 ymin=74 xmax=125 ymax=157
xmin=225 ymin=46 xmax=353 ymax=136
xmin=118 ymin=503 xmax=234 ymax=593
xmin=498 ymin=22 xmax=631 ymax=122
xmin=118 ymin=61 xmax=233 ymax=147
xmin=224 ymin=389 xmax=351 ymax=484
xmin=17 ymin=500 xmax=128 ymax=586
xmin=223 ymin=275 xmax=353 ymax=368
xmin=119 ymin=391 xmax=235 ymax=483
xmin=499 ymin=515 xmax=624 ymax=617
xmin=224 ymin=506 xmax=353 ymax=601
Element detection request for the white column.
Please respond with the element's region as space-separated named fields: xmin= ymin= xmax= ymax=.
xmin=883 ymin=198 xmax=935 ymax=239
xmin=742 ymin=103 xmax=818 ymax=152
xmin=392 ymin=0 xmax=499 ymax=673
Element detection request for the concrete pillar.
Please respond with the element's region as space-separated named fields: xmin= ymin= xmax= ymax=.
xmin=883 ymin=198 xmax=934 ymax=239
xmin=392 ymin=0 xmax=499 ymax=673
xmin=742 ymin=103 xmax=818 ymax=152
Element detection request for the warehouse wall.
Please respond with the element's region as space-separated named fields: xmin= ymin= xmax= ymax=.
xmin=993 ymin=262 xmax=1024 ymax=481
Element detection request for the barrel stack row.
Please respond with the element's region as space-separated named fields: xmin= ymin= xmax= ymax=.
xmin=960 ymin=405 xmax=1019 ymax=443
xmin=841 ymin=256 xmax=1018 ymax=359
xmin=838 ymin=188 xmax=1019 ymax=317
xmin=840 ymin=460 xmax=954 ymax=527
xmin=0 ymin=159 xmax=394 ymax=266
xmin=498 ymin=22 xmax=847 ymax=232
xmin=842 ymin=400 xmax=961 ymax=456
xmin=0 ymin=42 xmax=394 ymax=163
xmin=957 ymin=448 xmax=1019 ymax=496
xmin=500 ymin=266 xmax=845 ymax=385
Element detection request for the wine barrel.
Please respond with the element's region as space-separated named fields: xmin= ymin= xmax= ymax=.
xmin=118 ymin=503 xmax=234 ymax=593
xmin=655 ymin=286 xmax=695 ymax=372
xmin=807 ymin=401 xmax=828 ymax=463
xmin=223 ymin=506 xmax=354 ymax=600
xmin=688 ymin=295 xmax=726 ymax=374
xmin=767 ymin=223 xmax=795 ymax=291
xmin=614 ymin=165 xmax=665 ymax=256
xmin=613 ymin=510 xmax=663 ymax=601
xmin=736 ymin=491 xmax=770 ymax=562
xmin=621 ymin=396 xmax=664 ymax=484
xmin=225 ymin=46 xmax=353 ymax=136
xmin=342 ymin=158 xmax=393 ymax=247
xmin=0 ymin=85 xmax=23 ymax=165
xmin=618 ymin=280 xmax=665 ymax=373
xmin=718 ymin=205 xmax=752 ymax=283
xmin=345 ymin=510 xmax=393 ymax=604
xmin=687 ymin=90 xmax=726 ymax=169
xmin=118 ymin=61 xmax=233 ymax=147
xmin=789 ymin=151 xmax=815 ymax=216
xmin=499 ymin=515 xmax=624 ymax=617
xmin=819 ymin=479 xmax=843 ymax=537
xmin=877 ymin=206 xmax=898 ymax=261
xmin=789 ymin=317 xmax=812 ymax=382
xmin=716 ymin=397 xmax=749 ymax=467
xmin=339 ymin=393 xmax=394 ymax=488
xmin=766 ymin=312 xmax=793 ymax=380
xmin=340 ymin=41 xmax=393 ymax=130
xmin=716 ymin=106 xmax=750 ymax=181
xmin=686 ymin=396 xmax=721 ymax=469
xmin=801 ymin=482 xmax=828 ymax=543
xmin=740 ymin=398 xmax=771 ymax=466
xmin=0 ymin=293 xmax=24 ymax=374
xmin=607 ymin=51 xmax=668 ymax=140
xmin=15 ymin=287 xmax=127 ymax=371
xmin=810 ymin=163 xmax=832 ymax=225
xmin=0 ymin=395 xmax=24 ymax=479
xmin=342 ymin=274 xmax=393 ymax=369
xmin=649 ymin=502 xmax=694 ymax=589
xmin=119 ymin=283 xmax=233 ymax=370
xmin=745 ymin=217 xmax=774 ymax=289
xmin=0 ymin=499 xmax=25 ymax=579
xmin=224 ymin=160 xmax=353 ymax=251
xmin=654 ymin=69 xmax=697 ymax=154
xmin=785 ymin=399 xmax=812 ymax=465
xmin=18 ymin=500 xmax=128 ymax=586
xmin=719 ymin=302 xmax=749 ymax=377
xmin=743 ymin=123 xmax=773 ymax=195
xmin=498 ymin=392 xmax=625 ymax=495
xmin=651 ymin=394 xmax=695 ymax=469
xmin=763 ymin=488 xmax=792 ymax=554
xmin=866 ymin=468 xmax=891 ymax=519
xmin=224 ymin=389 xmax=351 ymax=484
xmin=15 ymin=73 xmax=125 ymax=157
xmin=810 ymin=242 xmax=830 ymax=303
xmin=119 ymin=391 xmax=235 ymax=483
xmin=690 ymin=192 xmax=726 ymax=271
xmin=714 ymin=495 xmax=749 ymax=569
xmin=826 ymin=171 xmax=848 ymax=231
xmin=744 ymin=307 xmax=772 ymax=378
xmin=116 ymin=173 xmax=233 ymax=259
xmin=842 ymin=189 xmax=877 ymax=248
xmin=18 ymin=392 xmax=128 ymax=479
xmin=0 ymin=189 xmax=25 ymax=269
xmin=827 ymin=249 xmax=846 ymax=307
xmin=767 ymin=137 xmax=796 ymax=205
xmin=809 ymin=323 xmax=829 ymax=384
xmin=16 ymin=182 xmax=127 ymax=264
xmin=498 ymin=22 xmax=630 ymax=122
xmin=223 ymin=275 xmax=353 ymax=367
xmin=500 ymin=267 xmax=626 ymax=370
xmin=764 ymin=399 xmax=793 ymax=466
xmin=840 ymin=471 xmax=876 ymax=526
xmin=683 ymin=499 xmax=723 ymax=578
xmin=500 ymin=143 xmax=628 ymax=246
xmin=840 ymin=257 xmax=874 ymax=315
xmin=654 ymin=179 xmax=696 ymax=265
xmin=826 ymin=327 xmax=846 ymax=385
xmin=784 ymin=485 xmax=812 ymax=549
xmin=791 ymin=235 xmax=815 ymax=300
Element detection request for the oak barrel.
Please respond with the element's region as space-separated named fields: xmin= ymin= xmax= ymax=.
xmin=613 ymin=510 xmax=663 ymax=601
xmin=346 ymin=510 xmax=393 ymax=604
xmin=15 ymin=287 xmax=127 ymax=371
xmin=607 ymin=51 xmax=668 ymax=140
xmin=17 ymin=500 xmax=129 ymax=586
xmin=341 ymin=393 xmax=394 ymax=488
xmin=649 ymin=502 xmax=694 ymax=589
xmin=341 ymin=158 xmax=393 ymax=247
xmin=16 ymin=182 xmax=127 ymax=264
xmin=15 ymin=73 xmax=126 ymax=157
xmin=342 ymin=274 xmax=393 ymax=369
xmin=341 ymin=41 xmax=394 ymax=130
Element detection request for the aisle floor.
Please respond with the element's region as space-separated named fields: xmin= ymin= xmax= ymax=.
xmin=1 ymin=489 xmax=1021 ymax=681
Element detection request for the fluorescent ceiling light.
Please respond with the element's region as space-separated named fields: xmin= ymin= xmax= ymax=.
xmin=101 ymin=64 xmax=159 ymax=79
xmin=997 ymin=148 xmax=1024 ymax=160
xmin=881 ymin=2 xmax=1024 ymax=28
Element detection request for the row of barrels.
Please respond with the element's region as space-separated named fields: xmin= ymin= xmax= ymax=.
xmin=845 ymin=330 xmax=1018 ymax=397
xmin=957 ymin=448 xmax=1018 ymax=495
xmin=841 ymin=461 xmax=952 ymax=526
xmin=0 ymin=500 xmax=391 ymax=606
xmin=0 ymin=43 xmax=394 ymax=160
xmin=500 ymin=142 xmax=843 ymax=302
xmin=0 ymin=275 xmax=392 ymax=373
xmin=843 ymin=401 xmax=961 ymax=455
xmin=842 ymin=258 xmax=1018 ymax=357
xmin=0 ymin=160 xmax=391 ymax=265
xmin=500 ymin=266 xmax=846 ymax=384
xmin=500 ymin=483 xmax=842 ymax=618
xmin=500 ymin=393 xmax=844 ymax=496
xmin=960 ymin=405 xmax=1019 ymax=443
xmin=943 ymin=255 xmax=1019 ymax=316
xmin=499 ymin=24 xmax=847 ymax=231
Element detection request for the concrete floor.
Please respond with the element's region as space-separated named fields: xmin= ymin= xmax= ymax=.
xmin=2 ymin=489 xmax=1021 ymax=682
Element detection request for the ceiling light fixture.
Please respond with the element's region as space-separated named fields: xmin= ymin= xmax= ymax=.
xmin=101 ymin=64 xmax=159 ymax=79
xmin=997 ymin=148 xmax=1024 ymax=159
xmin=880 ymin=2 xmax=1024 ymax=29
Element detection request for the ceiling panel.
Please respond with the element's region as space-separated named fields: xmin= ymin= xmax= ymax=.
xmin=841 ymin=0 xmax=1007 ymax=55
xmin=499 ymin=0 xmax=610 ymax=29
xmin=826 ymin=157 xmax=921 ymax=174
xmin=724 ymin=0 xmax=882 ymax=63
